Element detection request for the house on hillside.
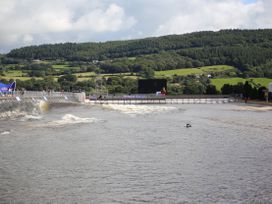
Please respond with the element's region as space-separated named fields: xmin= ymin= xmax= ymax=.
xmin=207 ymin=74 xmax=213 ymax=78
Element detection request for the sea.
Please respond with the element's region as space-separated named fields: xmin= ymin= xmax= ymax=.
xmin=0 ymin=102 xmax=272 ymax=203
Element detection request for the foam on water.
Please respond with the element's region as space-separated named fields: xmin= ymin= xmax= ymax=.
xmin=0 ymin=110 xmax=27 ymax=120
xmin=37 ymin=114 xmax=102 ymax=127
xmin=20 ymin=114 xmax=43 ymax=121
xmin=0 ymin=100 xmax=44 ymax=120
xmin=101 ymin=104 xmax=177 ymax=115
xmin=234 ymin=105 xmax=272 ymax=111
xmin=38 ymin=100 xmax=49 ymax=113
xmin=0 ymin=130 xmax=10 ymax=135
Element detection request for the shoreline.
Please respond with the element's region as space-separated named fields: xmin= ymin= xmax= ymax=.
xmin=245 ymin=100 xmax=272 ymax=106
xmin=235 ymin=99 xmax=272 ymax=111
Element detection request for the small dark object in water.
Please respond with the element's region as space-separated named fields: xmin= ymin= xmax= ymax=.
xmin=185 ymin=123 xmax=192 ymax=128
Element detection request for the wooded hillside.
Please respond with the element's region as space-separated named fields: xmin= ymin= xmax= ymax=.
xmin=5 ymin=29 xmax=272 ymax=77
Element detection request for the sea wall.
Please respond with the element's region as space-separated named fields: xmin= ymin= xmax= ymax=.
xmin=0 ymin=91 xmax=86 ymax=117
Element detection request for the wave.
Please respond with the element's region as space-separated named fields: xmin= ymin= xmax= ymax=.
xmin=36 ymin=114 xmax=103 ymax=128
xmin=0 ymin=110 xmax=42 ymax=121
xmin=20 ymin=114 xmax=43 ymax=122
xmin=38 ymin=100 xmax=49 ymax=113
xmin=234 ymin=105 xmax=272 ymax=111
xmin=101 ymin=104 xmax=177 ymax=115
xmin=0 ymin=110 xmax=27 ymax=119
xmin=0 ymin=100 xmax=43 ymax=119
xmin=0 ymin=99 xmax=52 ymax=120
xmin=1 ymin=130 xmax=11 ymax=135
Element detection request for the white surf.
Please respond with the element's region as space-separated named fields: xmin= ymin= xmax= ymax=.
xmin=102 ymin=104 xmax=177 ymax=115
xmin=39 ymin=114 xmax=102 ymax=127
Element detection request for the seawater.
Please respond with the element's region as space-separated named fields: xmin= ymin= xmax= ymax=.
xmin=0 ymin=103 xmax=272 ymax=203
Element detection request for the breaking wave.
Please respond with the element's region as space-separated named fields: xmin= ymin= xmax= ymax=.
xmin=20 ymin=114 xmax=43 ymax=121
xmin=1 ymin=130 xmax=11 ymax=135
xmin=0 ymin=110 xmax=27 ymax=119
xmin=0 ymin=100 xmax=49 ymax=120
xmin=101 ymin=104 xmax=177 ymax=115
xmin=38 ymin=100 xmax=49 ymax=113
xmin=36 ymin=114 xmax=102 ymax=127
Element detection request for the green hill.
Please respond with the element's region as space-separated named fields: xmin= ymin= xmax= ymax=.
xmin=155 ymin=65 xmax=236 ymax=77
xmin=3 ymin=29 xmax=272 ymax=78
xmin=211 ymin=78 xmax=272 ymax=90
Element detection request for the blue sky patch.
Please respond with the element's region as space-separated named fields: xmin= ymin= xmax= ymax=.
xmin=242 ymin=0 xmax=256 ymax=4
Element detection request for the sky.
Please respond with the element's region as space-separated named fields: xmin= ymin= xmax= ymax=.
xmin=0 ymin=0 xmax=271 ymax=53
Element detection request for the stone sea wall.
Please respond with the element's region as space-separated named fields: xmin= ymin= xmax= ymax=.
xmin=0 ymin=92 xmax=86 ymax=118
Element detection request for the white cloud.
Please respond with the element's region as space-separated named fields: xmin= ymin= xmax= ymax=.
xmin=155 ymin=0 xmax=266 ymax=36
xmin=74 ymin=4 xmax=136 ymax=32
xmin=23 ymin=34 xmax=34 ymax=43
xmin=0 ymin=0 xmax=272 ymax=53
xmin=253 ymin=0 xmax=272 ymax=28
xmin=0 ymin=0 xmax=136 ymax=52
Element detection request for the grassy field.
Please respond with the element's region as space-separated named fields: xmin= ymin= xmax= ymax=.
xmin=155 ymin=65 xmax=236 ymax=77
xmin=201 ymin=65 xmax=235 ymax=72
xmin=3 ymin=70 xmax=23 ymax=77
xmin=52 ymin=64 xmax=70 ymax=69
xmin=52 ymin=64 xmax=80 ymax=72
xmin=211 ymin=78 xmax=272 ymax=90
xmin=0 ymin=76 xmax=40 ymax=81
xmin=75 ymin=72 xmax=96 ymax=77
xmin=65 ymin=72 xmax=138 ymax=81
xmin=1 ymin=71 xmax=138 ymax=82
xmin=76 ymin=73 xmax=96 ymax=81
xmin=156 ymin=68 xmax=203 ymax=76
xmin=2 ymin=65 xmax=271 ymax=91
xmin=2 ymin=64 xmax=23 ymax=69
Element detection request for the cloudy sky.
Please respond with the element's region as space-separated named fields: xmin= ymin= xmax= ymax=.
xmin=0 ymin=0 xmax=272 ymax=53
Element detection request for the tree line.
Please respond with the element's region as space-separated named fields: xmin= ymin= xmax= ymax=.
xmin=4 ymin=29 xmax=272 ymax=77
xmin=1 ymin=74 xmax=268 ymax=100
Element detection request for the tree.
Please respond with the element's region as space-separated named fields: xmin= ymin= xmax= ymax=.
xmin=221 ymin=84 xmax=233 ymax=94
xmin=243 ymin=81 xmax=251 ymax=100
xmin=183 ymin=81 xmax=205 ymax=94
xmin=139 ymin=67 xmax=154 ymax=78
xmin=205 ymin=84 xmax=218 ymax=94
xmin=42 ymin=76 xmax=60 ymax=91
xmin=167 ymin=84 xmax=183 ymax=95
xmin=29 ymin=70 xmax=45 ymax=77
xmin=58 ymin=74 xmax=77 ymax=91
xmin=58 ymin=74 xmax=77 ymax=83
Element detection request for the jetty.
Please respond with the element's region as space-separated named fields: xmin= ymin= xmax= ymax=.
xmin=88 ymin=94 xmax=237 ymax=104
xmin=0 ymin=92 xmax=238 ymax=107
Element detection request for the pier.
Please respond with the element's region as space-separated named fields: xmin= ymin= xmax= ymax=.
xmin=88 ymin=95 xmax=237 ymax=104
xmin=0 ymin=92 xmax=237 ymax=107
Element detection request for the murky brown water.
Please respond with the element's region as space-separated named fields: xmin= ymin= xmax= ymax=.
xmin=0 ymin=104 xmax=272 ymax=203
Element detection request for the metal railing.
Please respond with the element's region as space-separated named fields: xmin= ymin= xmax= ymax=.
xmin=0 ymin=91 xmax=86 ymax=103
xmin=87 ymin=94 xmax=237 ymax=104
